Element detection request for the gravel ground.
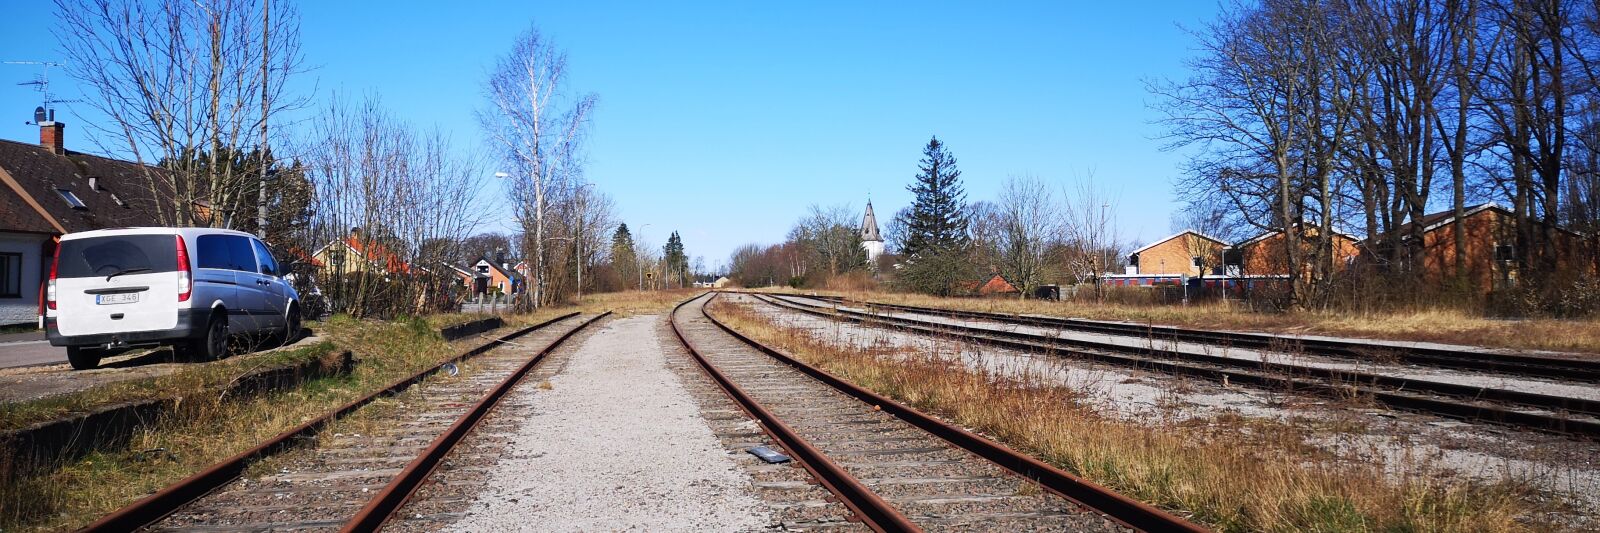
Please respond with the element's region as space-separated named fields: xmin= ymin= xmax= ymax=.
xmin=736 ymin=294 xmax=1600 ymax=525
xmin=445 ymin=315 xmax=770 ymax=532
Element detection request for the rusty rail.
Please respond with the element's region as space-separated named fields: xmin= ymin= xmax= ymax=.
xmin=342 ymin=312 xmax=610 ymax=532
xmin=704 ymin=293 xmax=1207 ymax=532
xmin=80 ymin=312 xmax=582 ymax=533
xmin=670 ymin=294 xmax=921 ymax=533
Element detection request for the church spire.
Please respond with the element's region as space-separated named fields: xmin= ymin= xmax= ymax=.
xmin=860 ymin=200 xmax=882 ymax=242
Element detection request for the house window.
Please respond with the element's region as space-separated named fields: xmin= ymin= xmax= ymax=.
xmin=0 ymin=253 xmax=20 ymax=298
xmin=56 ymin=189 xmax=86 ymax=210
xmin=1494 ymin=244 xmax=1515 ymax=262
xmin=1192 ymin=256 xmax=1203 ymax=268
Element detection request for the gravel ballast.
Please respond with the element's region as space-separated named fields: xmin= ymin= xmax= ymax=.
xmin=445 ymin=315 xmax=770 ymax=532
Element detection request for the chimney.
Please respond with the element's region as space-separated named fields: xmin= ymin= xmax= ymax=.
xmin=40 ymin=121 xmax=64 ymax=155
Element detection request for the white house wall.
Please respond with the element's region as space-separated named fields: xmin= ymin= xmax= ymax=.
xmin=0 ymin=232 xmax=50 ymax=326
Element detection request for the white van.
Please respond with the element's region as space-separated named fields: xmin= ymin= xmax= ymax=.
xmin=44 ymin=227 xmax=303 ymax=369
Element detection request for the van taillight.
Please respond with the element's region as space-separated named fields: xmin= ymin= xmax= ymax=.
xmin=176 ymin=235 xmax=192 ymax=302
xmin=46 ymin=244 xmax=59 ymax=310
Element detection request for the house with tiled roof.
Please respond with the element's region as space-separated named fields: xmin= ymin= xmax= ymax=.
xmin=469 ymin=256 xmax=523 ymax=295
xmin=0 ymin=122 xmax=175 ymax=325
xmin=1362 ymin=203 xmax=1590 ymax=294
xmin=311 ymin=228 xmax=415 ymax=277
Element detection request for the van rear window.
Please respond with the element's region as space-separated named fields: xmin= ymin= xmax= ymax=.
xmin=56 ymin=235 xmax=178 ymax=279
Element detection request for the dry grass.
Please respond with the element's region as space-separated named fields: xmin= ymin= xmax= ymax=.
xmin=0 ymin=308 xmax=568 ymax=532
xmin=761 ymin=287 xmax=1600 ymax=355
xmin=709 ymin=298 xmax=1546 ymax=532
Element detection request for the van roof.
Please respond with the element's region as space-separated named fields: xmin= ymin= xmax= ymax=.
xmin=60 ymin=226 xmax=257 ymax=241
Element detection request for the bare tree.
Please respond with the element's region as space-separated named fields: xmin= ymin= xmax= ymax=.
xmin=55 ymin=0 xmax=307 ymax=227
xmin=997 ymin=175 xmax=1062 ymax=297
xmin=483 ymin=23 xmax=597 ymax=308
xmin=303 ymin=96 xmax=486 ymax=317
xmin=1061 ymin=173 xmax=1123 ymax=298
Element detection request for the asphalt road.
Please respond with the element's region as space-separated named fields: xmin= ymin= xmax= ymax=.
xmin=0 ymin=331 xmax=64 ymax=369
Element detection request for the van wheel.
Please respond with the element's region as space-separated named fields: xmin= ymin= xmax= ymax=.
xmin=279 ymin=305 xmax=302 ymax=347
xmin=186 ymin=315 xmax=229 ymax=362
xmin=66 ymin=347 xmax=101 ymax=370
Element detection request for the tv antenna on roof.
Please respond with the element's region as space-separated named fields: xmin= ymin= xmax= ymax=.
xmin=4 ymin=60 xmax=75 ymax=124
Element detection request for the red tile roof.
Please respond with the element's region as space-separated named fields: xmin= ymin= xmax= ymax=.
xmin=977 ymin=274 xmax=1019 ymax=295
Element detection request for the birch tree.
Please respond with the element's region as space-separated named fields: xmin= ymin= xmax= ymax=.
xmin=483 ymin=23 xmax=597 ymax=308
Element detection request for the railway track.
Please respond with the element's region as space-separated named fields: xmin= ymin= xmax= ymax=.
xmin=758 ymin=293 xmax=1600 ymax=438
xmin=673 ymin=293 xmax=1205 ymax=532
xmin=802 ymin=293 xmax=1600 ymax=382
xmin=82 ymin=311 xmax=608 ymax=533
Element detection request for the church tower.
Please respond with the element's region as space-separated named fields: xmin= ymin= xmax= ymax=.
xmin=861 ymin=200 xmax=884 ymax=264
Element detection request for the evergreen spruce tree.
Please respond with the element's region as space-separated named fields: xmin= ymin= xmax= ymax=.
xmin=611 ymin=224 xmax=638 ymax=288
xmin=898 ymin=136 xmax=970 ymax=258
xmin=663 ymin=231 xmax=690 ymax=287
xmin=894 ymin=136 xmax=976 ymax=296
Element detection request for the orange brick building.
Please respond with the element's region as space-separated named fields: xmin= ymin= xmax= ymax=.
xmin=1378 ymin=203 xmax=1590 ymax=294
xmin=1127 ymin=231 xmax=1228 ymax=276
xmin=1235 ymin=225 xmax=1360 ymax=278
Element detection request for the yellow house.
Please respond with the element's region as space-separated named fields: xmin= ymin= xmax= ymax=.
xmin=312 ymin=229 xmax=413 ymax=277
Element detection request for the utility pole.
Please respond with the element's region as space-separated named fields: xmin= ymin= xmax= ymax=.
xmin=256 ymin=0 xmax=269 ymax=238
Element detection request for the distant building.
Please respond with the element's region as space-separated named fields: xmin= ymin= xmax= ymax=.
xmin=470 ymin=256 xmax=522 ymax=295
xmin=1363 ymin=202 xmax=1588 ymax=294
xmin=956 ymin=274 xmax=1020 ymax=297
xmin=1236 ymin=224 xmax=1361 ymax=278
xmin=312 ymin=228 xmax=414 ymax=277
xmin=861 ymin=200 xmax=884 ymax=264
xmin=1126 ymin=230 xmax=1228 ymax=277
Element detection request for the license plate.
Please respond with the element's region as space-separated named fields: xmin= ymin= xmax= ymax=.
xmin=96 ymin=293 xmax=139 ymax=305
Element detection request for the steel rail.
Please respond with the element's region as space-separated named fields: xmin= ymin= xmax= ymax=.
xmin=342 ymin=312 xmax=611 ymax=532
xmin=799 ymin=293 xmax=1600 ymax=382
xmin=760 ymin=294 xmax=1600 ymax=438
xmin=700 ymin=293 xmax=1209 ymax=532
xmin=79 ymin=311 xmax=582 ymax=533
xmin=670 ymin=293 xmax=921 ymax=533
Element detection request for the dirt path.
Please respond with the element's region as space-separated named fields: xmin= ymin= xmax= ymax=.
xmin=444 ymin=314 xmax=770 ymax=532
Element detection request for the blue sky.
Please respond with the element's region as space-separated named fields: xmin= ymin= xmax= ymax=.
xmin=1 ymin=2 xmax=1219 ymax=269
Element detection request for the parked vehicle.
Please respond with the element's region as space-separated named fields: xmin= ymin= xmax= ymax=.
xmin=44 ymin=227 xmax=302 ymax=370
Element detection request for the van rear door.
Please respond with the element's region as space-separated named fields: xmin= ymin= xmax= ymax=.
xmin=54 ymin=234 xmax=181 ymax=337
